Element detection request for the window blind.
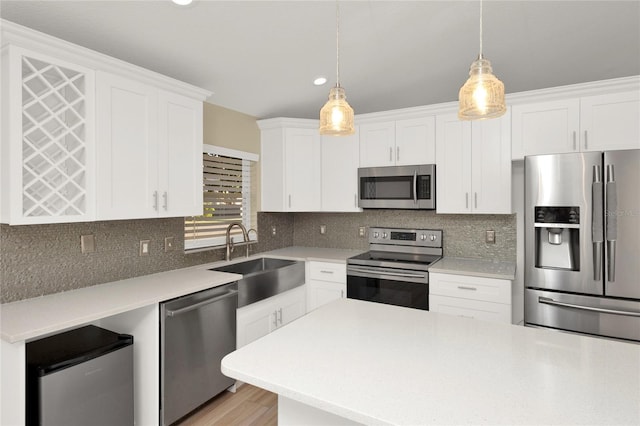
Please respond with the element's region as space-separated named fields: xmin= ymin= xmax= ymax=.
xmin=185 ymin=149 xmax=257 ymax=250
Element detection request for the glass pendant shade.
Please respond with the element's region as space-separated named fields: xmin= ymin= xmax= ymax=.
xmin=319 ymin=86 xmax=355 ymax=136
xmin=458 ymin=55 xmax=506 ymax=120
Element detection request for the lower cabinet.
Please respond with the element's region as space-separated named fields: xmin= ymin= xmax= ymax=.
xmin=429 ymin=273 xmax=512 ymax=324
xmin=236 ymin=285 xmax=306 ymax=348
xmin=307 ymin=262 xmax=347 ymax=312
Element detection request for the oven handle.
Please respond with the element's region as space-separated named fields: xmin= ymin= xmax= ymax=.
xmin=347 ymin=266 xmax=427 ymax=279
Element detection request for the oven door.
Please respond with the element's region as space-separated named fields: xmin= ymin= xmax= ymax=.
xmin=346 ymin=265 xmax=429 ymax=310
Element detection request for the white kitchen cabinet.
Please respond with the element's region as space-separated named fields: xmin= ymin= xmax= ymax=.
xmin=96 ymin=72 xmax=203 ymax=220
xmin=436 ymin=111 xmax=511 ymax=214
xmin=236 ymin=285 xmax=306 ymax=348
xmin=259 ymin=120 xmax=321 ymax=212
xmin=512 ymin=90 xmax=640 ymax=159
xmin=321 ymin=128 xmax=360 ymax=212
xmin=1 ymin=46 xmax=96 ymax=224
xmin=429 ymin=272 xmax=512 ymax=323
xmin=359 ymin=117 xmax=435 ymax=167
xmin=307 ymin=261 xmax=347 ymax=312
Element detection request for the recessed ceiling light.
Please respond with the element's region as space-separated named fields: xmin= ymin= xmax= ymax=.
xmin=172 ymin=0 xmax=193 ymax=5
xmin=313 ymin=77 xmax=328 ymax=86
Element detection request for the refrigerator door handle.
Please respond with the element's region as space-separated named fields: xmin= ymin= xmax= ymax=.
xmin=592 ymin=165 xmax=604 ymax=281
xmin=539 ymin=297 xmax=640 ymax=317
xmin=606 ymin=164 xmax=617 ymax=282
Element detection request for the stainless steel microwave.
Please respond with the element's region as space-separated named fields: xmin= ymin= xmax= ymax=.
xmin=358 ymin=164 xmax=435 ymax=209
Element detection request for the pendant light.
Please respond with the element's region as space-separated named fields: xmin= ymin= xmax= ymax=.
xmin=458 ymin=0 xmax=506 ymax=120
xmin=319 ymin=1 xmax=355 ymax=136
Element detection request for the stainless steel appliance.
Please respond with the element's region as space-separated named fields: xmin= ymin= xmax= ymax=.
xmin=347 ymin=227 xmax=443 ymax=310
xmin=524 ymin=150 xmax=640 ymax=343
xmin=26 ymin=325 xmax=134 ymax=426
xmin=160 ymin=282 xmax=238 ymax=425
xmin=358 ymin=164 xmax=435 ymax=209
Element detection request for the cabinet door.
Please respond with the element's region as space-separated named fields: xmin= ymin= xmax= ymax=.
xmin=96 ymin=72 xmax=158 ymax=220
xmin=321 ymin=128 xmax=360 ymax=212
xmin=435 ymin=113 xmax=472 ymax=213
xmin=359 ymin=121 xmax=395 ymax=167
xmin=260 ymin=127 xmax=286 ymax=211
xmin=511 ymin=99 xmax=580 ymax=160
xmin=471 ymin=112 xmax=512 ymax=214
xmin=284 ymin=128 xmax=321 ymax=211
xmin=4 ymin=47 xmax=96 ymax=224
xmin=236 ymin=300 xmax=278 ymax=348
xmin=278 ymin=286 xmax=307 ymax=327
xmin=307 ymin=281 xmax=345 ymax=312
xmin=580 ymin=91 xmax=640 ymax=152
xmin=395 ymin=117 xmax=436 ymax=165
xmin=158 ymin=91 xmax=203 ymax=217
xmin=429 ymin=295 xmax=511 ymax=323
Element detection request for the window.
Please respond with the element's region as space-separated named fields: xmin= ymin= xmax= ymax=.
xmin=185 ymin=145 xmax=258 ymax=250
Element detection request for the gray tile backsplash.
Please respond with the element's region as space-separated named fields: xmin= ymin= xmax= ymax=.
xmin=1 ymin=210 xmax=515 ymax=303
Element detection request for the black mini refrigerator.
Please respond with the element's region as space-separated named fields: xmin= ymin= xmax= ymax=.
xmin=26 ymin=325 xmax=134 ymax=426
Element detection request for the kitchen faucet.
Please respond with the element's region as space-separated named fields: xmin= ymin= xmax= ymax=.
xmin=225 ymin=222 xmax=250 ymax=261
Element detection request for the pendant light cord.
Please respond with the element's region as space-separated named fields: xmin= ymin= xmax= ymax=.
xmin=479 ymin=0 xmax=483 ymax=58
xmin=336 ymin=0 xmax=341 ymax=87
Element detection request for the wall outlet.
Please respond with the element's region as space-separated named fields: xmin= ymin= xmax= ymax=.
xmin=359 ymin=227 xmax=366 ymax=238
xmin=320 ymin=225 xmax=326 ymax=235
xmin=80 ymin=234 xmax=95 ymax=254
xmin=485 ymin=230 xmax=496 ymax=244
xmin=164 ymin=237 xmax=174 ymax=252
xmin=139 ymin=240 xmax=150 ymax=256
xmin=271 ymin=226 xmax=277 ymax=236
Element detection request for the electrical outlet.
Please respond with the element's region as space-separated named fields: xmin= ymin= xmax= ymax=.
xmin=139 ymin=240 xmax=150 ymax=256
xmin=271 ymin=226 xmax=277 ymax=236
xmin=164 ymin=237 xmax=174 ymax=252
xmin=358 ymin=227 xmax=366 ymax=238
xmin=485 ymin=230 xmax=496 ymax=244
xmin=81 ymin=234 xmax=95 ymax=254
xmin=320 ymin=225 xmax=326 ymax=235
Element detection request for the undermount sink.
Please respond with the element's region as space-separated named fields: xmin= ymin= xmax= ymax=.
xmin=209 ymin=257 xmax=305 ymax=307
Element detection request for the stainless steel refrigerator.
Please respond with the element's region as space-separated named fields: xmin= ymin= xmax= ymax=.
xmin=524 ymin=149 xmax=640 ymax=343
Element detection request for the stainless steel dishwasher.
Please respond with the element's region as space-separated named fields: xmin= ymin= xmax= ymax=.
xmin=160 ymin=282 xmax=238 ymax=425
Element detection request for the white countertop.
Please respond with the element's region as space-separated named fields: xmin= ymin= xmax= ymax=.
xmin=0 ymin=246 xmax=361 ymax=344
xmin=222 ymin=298 xmax=640 ymax=425
xmin=428 ymin=256 xmax=516 ymax=280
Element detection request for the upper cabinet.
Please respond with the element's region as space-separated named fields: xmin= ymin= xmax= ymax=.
xmin=96 ymin=73 xmax=203 ymax=220
xmin=359 ymin=117 xmax=435 ymax=167
xmin=436 ymin=111 xmax=512 ymax=214
xmin=260 ymin=120 xmax=321 ymax=212
xmin=512 ymin=89 xmax=640 ymax=159
xmin=0 ymin=20 xmax=210 ymax=225
xmin=321 ymin=128 xmax=360 ymax=212
xmin=1 ymin=46 xmax=96 ymax=225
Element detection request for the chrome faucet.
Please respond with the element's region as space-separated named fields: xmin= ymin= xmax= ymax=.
xmin=225 ymin=222 xmax=250 ymax=261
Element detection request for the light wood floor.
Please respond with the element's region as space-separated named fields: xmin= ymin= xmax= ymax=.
xmin=176 ymin=384 xmax=277 ymax=426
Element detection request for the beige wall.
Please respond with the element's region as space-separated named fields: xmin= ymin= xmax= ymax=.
xmin=203 ymin=102 xmax=261 ymax=210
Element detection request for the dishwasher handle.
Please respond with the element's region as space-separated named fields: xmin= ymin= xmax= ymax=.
xmin=165 ymin=289 xmax=238 ymax=317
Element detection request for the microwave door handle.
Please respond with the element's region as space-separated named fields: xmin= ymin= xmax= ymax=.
xmin=592 ymin=165 xmax=603 ymax=281
xmin=606 ymin=164 xmax=617 ymax=282
xmin=413 ymin=170 xmax=418 ymax=204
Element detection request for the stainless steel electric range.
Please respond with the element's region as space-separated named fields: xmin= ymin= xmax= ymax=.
xmin=346 ymin=227 xmax=443 ymax=310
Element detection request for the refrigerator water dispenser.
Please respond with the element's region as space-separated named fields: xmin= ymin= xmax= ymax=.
xmin=534 ymin=206 xmax=581 ymax=271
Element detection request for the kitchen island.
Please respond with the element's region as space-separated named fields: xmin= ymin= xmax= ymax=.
xmin=222 ymin=298 xmax=640 ymax=425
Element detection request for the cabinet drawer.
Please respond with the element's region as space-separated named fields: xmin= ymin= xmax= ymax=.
xmin=430 ymin=295 xmax=511 ymax=323
xmin=429 ymin=273 xmax=511 ymax=304
xmin=309 ymin=262 xmax=346 ymax=283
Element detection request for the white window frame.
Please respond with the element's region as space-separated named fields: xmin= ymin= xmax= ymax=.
xmin=185 ymin=144 xmax=259 ymax=251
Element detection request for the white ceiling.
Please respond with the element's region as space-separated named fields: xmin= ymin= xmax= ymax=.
xmin=2 ymin=1 xmax=639 ymax=119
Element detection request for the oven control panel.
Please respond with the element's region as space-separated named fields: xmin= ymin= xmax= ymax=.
xmin=369 ymin=227 xmax=442 ymax=248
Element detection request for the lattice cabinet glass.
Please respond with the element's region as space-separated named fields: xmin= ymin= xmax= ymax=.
xmin=2 ymin=47 xmax=95 ymax=224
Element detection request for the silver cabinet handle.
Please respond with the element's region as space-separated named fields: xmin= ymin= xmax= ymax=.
xmin=389 ymin=147 xmax=393 ymax=162
xmin=592 ymin=165 xmax=603 ymax=281
xmin=606 ymin=164 xmax=617 ymax=282
xmin=397 ymin=146 xmax=400 ymax=162
xmin=341 ymin=290 xmax=344 ymax=298
xmin=153 ymin=190 xmax=158 ymax=211
xmin=413 ymin=170 xmax=418 ymax=204
xmin=163 ymin=191 xmax=168 ymax=211
xmin=539 ymin=297 xmax=640 ymax=317
xmin=465 ymin=193 xmax=469 ymax=209
xmin=457 ymin=286 xmax=477 ymax=291
xmin=584 ymin=130 xmax=588 ymax=150
xmin=320 ymin=270 xmax=334 ymax=274
xmin=572 ymin=131 xmax=577 ymax=150
xmin=288 ymin=194 xmax=291 ymax=208
xmin=474 ymin=192 xmax=478 ymax=209
xmin=272 ymin=311 xmax=278 ymax=328
xmin=165 ymin=289 xmax=238 ymax=317
xmin=277 ymin=308 xmax=283 ymax=325
xmin=354 ymin=194 xmax=357 ymax=207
